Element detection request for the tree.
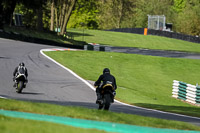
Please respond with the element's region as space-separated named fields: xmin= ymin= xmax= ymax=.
xmin=134 ymin=0 xmax=173 ymax=28
xmin=172 ymin=0 xmax=186 ymax=13
xmin=52 ymin=0 xmax=77 ymax=35
xmin=5 ymin=0 xmax=47 ymax=30
xmin=36 ymin=0 xmax=45 ymax=31
xmin=97 ymin=0 xmax=136 ymax=29
xmin=50 ymin=0 xmax=55 ymax=31
xmin=67 ymin=0 xmax=99 ymax=29
xmin=0 ymin=0 xmax=18 ymax=26
xmin=174 ymin=0 xmax=200 ymax=36
xmin=61 ymin=0 xmax=77 ymax=35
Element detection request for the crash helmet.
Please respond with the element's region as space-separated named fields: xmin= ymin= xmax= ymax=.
xmin=19 ymin=62 xmax=25 ymax=67
xmin=103 ymin=68 xmax=110 ymax=74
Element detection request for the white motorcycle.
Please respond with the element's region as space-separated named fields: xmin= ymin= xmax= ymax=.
xmin=14 ymin=73 xmax=27 ymax=93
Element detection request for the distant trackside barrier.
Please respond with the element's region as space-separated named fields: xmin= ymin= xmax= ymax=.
xmin=107 ymin=28 xmax=200 ymax=43
xmin=172 ymin=80 xmax=200 ymax=105
xmin=84 ymin=43 xmax=111 ymax=52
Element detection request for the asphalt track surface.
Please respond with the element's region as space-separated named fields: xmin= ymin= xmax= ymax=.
xmin=111 ymin=47 xmax=200 ymax=59
xmin=0 ymin=38 xmax=200 ymax=127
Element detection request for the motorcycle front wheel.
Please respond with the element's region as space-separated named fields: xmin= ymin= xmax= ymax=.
xmin=16 ymin=81 xmax=24 ymax=93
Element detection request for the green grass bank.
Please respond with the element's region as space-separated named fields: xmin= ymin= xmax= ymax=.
xmin=45 ymin=50 xmax=200 ymax=117
xmin=67 ymin=28 xmax=200 ymax=53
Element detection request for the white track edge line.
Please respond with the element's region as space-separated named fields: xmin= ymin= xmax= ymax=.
xmin=40 ymin=49 xmax=95 ymax=91
xmin=0 ymin=96 xmax=7 ymax=99
xmin=40 ymin=48 xmax=200 ymax=120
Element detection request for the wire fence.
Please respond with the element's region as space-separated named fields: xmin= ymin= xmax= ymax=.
xmin=147 ymin=15 xmax=166 ymax=30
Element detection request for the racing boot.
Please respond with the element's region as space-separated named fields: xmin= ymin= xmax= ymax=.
xmin=111 ymin=91 xmax=116 ymax=103
xmin=13 ymin=78 xmax=16 ymax=87
xmin=23 ymin=83 xmax=26 ymax=88
xmin=13 ymin=83 xmax=17 ymax=87
xmin=13 ymin=80 xmax=17 ymax=87
xmin=96 ymin=93 xmax=102 ymax=104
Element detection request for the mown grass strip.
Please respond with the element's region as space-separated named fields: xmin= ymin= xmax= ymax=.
xmin=0 ymin=115 xmax=107 ymax=133
xmin=0 ymin=99 xmax=199 ymax=131
xmin=1 ymin=110 xmax=200 ymax=133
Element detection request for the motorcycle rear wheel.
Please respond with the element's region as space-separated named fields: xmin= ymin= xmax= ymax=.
xmin=104 ymin=94 xmax=112 ymax=110
xmin=98 ymin=104 xmax=104 ymax=110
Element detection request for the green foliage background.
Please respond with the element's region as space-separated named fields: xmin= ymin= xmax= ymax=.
xmin=9 ymin=0 xmax=200 ymax=36
xmin=67 ymin=0 xmax=99 ymax=29
xmin=67 ymin=0 xmax=200 ymax=36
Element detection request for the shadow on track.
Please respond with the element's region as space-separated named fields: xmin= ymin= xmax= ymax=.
xmin=20 ymin=92 xmax=44 ymax=95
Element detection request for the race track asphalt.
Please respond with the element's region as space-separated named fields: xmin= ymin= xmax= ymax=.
xmin=0 ymin=38 xmax=200 ymax=126
xmin=111 ymin=47 xmax=200 ymax=59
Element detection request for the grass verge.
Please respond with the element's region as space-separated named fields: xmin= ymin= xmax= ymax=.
xmin=44 ymin=50 xmax=200 ymax=117
xmin=3 ymin=26 xmax=86 ymax=46
xmin=0 ymin=98 xmax=200 ymax=131
xmin=0 ymin=115 xmax=107 ymax=133
xmin=67 ymin=28 xmax=200 ymax=53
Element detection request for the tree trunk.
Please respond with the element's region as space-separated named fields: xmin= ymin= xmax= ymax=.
xmin=59 ymin=0 xmax=66 ymax=34
xmin=9 ymin=0 xmax=17 ymax=27
xmin=118 ymin=0 xmax=124 ymax=28
xmin=1 ymin=0 xmax=17 ymax=26
xmin=58 ymin=4 xmax=62 ymax=30
xmin=37 ymin=4 xmax=43 ymax=31
xmin=55 ymin=7 xmax=59 ymax=33
xmin=50 ymin=0 xmax=55 ymax=31
xmin=60 ymin=0 xmax=77 ymax=35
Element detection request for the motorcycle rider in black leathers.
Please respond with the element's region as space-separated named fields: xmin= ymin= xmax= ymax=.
xmin=13 ymin=62 xmax=28 ymax=87
xmin=94 ymin=68 xmax=117 ymax=104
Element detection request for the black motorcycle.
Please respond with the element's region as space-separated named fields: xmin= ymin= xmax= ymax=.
xmin=97 ymin=83 xmax=115 ymax=110
xmin=14 ymin=73 xmax=27 ymax=93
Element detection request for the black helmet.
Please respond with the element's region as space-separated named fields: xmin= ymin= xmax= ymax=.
xmin=103 ymin=68 xmax=110 ymax=74
xmin=19 ymin=62 xmax=25 ymax=66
